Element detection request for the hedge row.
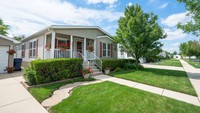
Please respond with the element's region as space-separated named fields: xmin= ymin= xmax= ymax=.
xmin=102 ymin=59 xmax=136 ymax=71
xmin=24 ymin=58 xmax=83 ymax=85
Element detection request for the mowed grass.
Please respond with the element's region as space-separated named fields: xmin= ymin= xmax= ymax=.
xmin=185 ymin=59 xmax=200 ymax=68
xmin=28 ymin=78 xmax=95 ymax=103
xmin=50 ymin=81 xmax=200 ymax=113
xmin=109 ymin=68 xmax=197 ymax=96
xmin=155 ymin=59 xmax=182 ymax=67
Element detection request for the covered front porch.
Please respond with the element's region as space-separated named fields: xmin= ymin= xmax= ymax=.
xmin=44 ymin=32 xmax=97 ymax=60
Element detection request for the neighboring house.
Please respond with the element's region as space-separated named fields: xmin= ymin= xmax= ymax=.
xmin=0 ymin=34 xmax=20 ymax=73
xmin=15 ymin=25 xmax=117 ymax=69
xmin=173 ymin=55 xmax=181 ymax=59
xmin=117 ymin=44 xmax=146 ymax=63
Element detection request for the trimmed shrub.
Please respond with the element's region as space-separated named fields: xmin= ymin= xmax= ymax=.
xmin=114 ymin=67 xmax=122 ymax=72
xmin=24 ymin=58 xmax=83 ymax=85
xmin=23 ymin=66 xmax=37 ymax=85
xmin=102 ymin=59 xmax=135 ymax=71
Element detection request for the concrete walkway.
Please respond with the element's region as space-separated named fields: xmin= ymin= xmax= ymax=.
xmin=93 ymin=75 xmax=200 ymax=106
xmin=0 ymin=72 xmax=48 ymax=113
xmin=142 ymin=63 xmax=184 ymax=71
xmin=180 ymin=60 xmax=200 ymax=100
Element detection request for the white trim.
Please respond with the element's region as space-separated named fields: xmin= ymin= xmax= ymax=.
xmin=50 ymin=32 xmax=55 ymax=58
xmin=84 ymin=37 xmax=86 ymax=60
xmin=96 ymin=35 xmax=113 ymax=41
xmin=70 ymin=35 xmax=73 ymax=58
xmin=29 ymin=38 xmax=37 ymax=42
xmin=0 ymin=34 xmax=20 ymax=44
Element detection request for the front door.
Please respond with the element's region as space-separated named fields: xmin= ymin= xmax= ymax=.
xmin=77 ymin=41 xmax=82 ymax=54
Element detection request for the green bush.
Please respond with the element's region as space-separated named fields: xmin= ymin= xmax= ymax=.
xmin=114 ymin=67 xmax=122 ymax=72
xmin=24 ymin=58 xmax=83 ymax=85
xmin=124 ymin=63 xmax=137 ymax=70
xmin=23 ymin=66 xmax=37 ymax=85
xmin=102 ymin=59 xmax=135 ymax=71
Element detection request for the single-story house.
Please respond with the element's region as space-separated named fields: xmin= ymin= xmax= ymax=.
xmin=117 ymin=44 xmax=146 ymax=63
xmin=173 ymin=55 xmax=181 ymax=59
xmin=15 ymin=25 xmax=117 ymax=69
xmin=0 ymin=34 xmax=20 ymax=73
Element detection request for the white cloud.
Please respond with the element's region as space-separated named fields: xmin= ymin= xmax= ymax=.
xmin=86 ymin=0 xmax=117 ymax=5
xmin=128 ymin=2 xmax=132 ymax=6
xmin=161 ymin=12 xmax=191 ymax=27
xmin=158 ymin=2 xmax=169 ymax=9
xmin=163 ymin=28 xmax=187 ymax=40
xmin=0 ymin=0 xmax=122 ymax=36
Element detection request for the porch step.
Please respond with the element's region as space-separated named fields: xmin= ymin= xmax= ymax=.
xmin=90 ymin=66 xmax=98 ymax=69
xmin=92 ymin=69 xmax=101 ymax=73
xmin=92 ymin=71 xmax=103 ymax=76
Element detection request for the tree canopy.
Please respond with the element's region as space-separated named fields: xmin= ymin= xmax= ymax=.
xmin=114 ymin=4 xmax=166 ymax=66
xmin=177 ymin=0 xmax=200 ymax=37
xmin=179 ymin=40 xmax=200 ymax=59
xmin=13 ymin=35 xmax=25 ymax=41
xmin=0 ymin=18 xmax=9 ymax=36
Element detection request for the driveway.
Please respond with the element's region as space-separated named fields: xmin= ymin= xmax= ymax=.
xmin=0 ymin=71 xmax=48 ymax=113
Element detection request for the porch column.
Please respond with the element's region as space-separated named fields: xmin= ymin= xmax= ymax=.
xmin=44 ymin=34 xmax=47 ymax=59
xmin=70 ymin=35 xmax=73 ymax=58
xmin=50 ymin=32 xmax=55 ymax=58
xmin=84 ymin=37 xmax=86 ymax=60
xmin=94 ymin=39 xmax=96 ymax=54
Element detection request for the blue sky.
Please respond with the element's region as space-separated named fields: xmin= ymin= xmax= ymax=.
xmin=0 ymin=0 xmax=197 ymax=53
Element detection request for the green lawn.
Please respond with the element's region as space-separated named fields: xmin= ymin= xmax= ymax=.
xmin=50 ymin=81 xmax=200 ymax=113
xmin=185 ymin=59 xmax=200 ymax=68
xmin=28 ymin=78 xmax=95 ymax=103
xmin=109 ymin=68 xmax=197 ymax=96
xmin=155 ymin=59 xmax=182 ymax=67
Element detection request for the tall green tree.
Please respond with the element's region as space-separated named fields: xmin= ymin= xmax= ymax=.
xmin=191 ymin=40 xmax=200 ymax=60
xmin=114 ymin=4 xmax=166 ymax=66
xmin=13 ymin=35 xmax=25 ymax=41
xmin=177 ymin=0 xmax=200 ymax=36
xmin=179 ymin=42 xmax=188 ymax=56
xmin=0 ymin=18 xmax=9 ymax=36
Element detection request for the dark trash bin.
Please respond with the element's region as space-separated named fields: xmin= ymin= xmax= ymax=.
xmin=13 ymin=58 xmax=22 ymax=71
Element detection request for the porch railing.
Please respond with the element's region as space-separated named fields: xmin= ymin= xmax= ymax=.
xmin=86 ymin=52 xmax=102 ymax=71
xmin=54 ymin=49 xmax=70 ymax=58
xmin=73 ymin=51 xmax=89 ymax=68
xmin=45 ymin=50 xmax=51 ymax=59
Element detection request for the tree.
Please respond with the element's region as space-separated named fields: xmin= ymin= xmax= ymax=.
xmin=179 ymin=42 xmax=188 ymax=56
xmin=177 ymin=0 xmax=200 ymax=36
xmin=13 ymin=35 xmax=25 ymax=41
xmin=172 ymin=51 xmax=178 ymax=56
xmin=114 ymin=4 xmax=166 ymax=67
xmin=191 ymin=40 xmax=200 ymax=61
xmin=0 ymin=18 xmax=9 ymax=36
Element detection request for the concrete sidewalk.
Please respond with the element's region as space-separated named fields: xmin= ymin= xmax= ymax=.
xmin=142 ymin=63 xmax=184 ymax=71
xmin=0 ymin=72 xmax=48 ymax=113
xmin=92 ymin=75 xmax=200 ymax=106
xmin=180 ymin=60 xmax=200 ymax=100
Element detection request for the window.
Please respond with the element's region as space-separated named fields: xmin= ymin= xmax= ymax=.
xmin=29 ymin=41 xmax=36 ymax=58
xmin=21 ymin=44 xmax=25 ymax=58
xmin=127 ymin=53 xmax=132 ymax=57
xmin=57 ymin=38 xmax=68 ymax=49
xmin=102 ymin=43 xmax=111 ymax=57
xmin=103 ymin=43 xmax=106 ymax=57
xmin=121 ymin=51 xmax=124 ymax=55
xmin=107 ymin=44 xmax=111 ymax=57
